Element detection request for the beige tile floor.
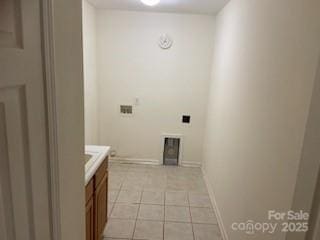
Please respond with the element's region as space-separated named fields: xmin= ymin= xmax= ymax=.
xmin=104 ymin=163 xmax=222 ymax=240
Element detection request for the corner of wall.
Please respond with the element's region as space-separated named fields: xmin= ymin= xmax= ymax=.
xmin=201 ymin=167 xmax=229 ymax=240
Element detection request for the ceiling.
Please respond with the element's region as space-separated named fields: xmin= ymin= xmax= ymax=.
xmin=88 ymin=0 xmax=230 ymax=15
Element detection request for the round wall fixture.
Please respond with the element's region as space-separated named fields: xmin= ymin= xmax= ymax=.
xmin=159 ymin=34 xmax=173 ymax=49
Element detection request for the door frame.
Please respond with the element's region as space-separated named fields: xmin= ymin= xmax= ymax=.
xmin=41 ymin=0 xmax=85 ymax=239
xmin=305 ymin=55 xmax=320 ymax=240
xmin=287 ymin=53 xmax=320 ymax=240
xmin=41 ymin=0 xmax=61 ymax=239
xmin=307 ymin=169 xmax=320 ymax=239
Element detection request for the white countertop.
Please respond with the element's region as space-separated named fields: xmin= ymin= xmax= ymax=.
xmin=85 ymin=145 xmax=110 ymax=185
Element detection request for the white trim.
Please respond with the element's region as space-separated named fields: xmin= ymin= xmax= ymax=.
xmin=161 ymin=133 xmax=184 ymax=166
xmin=201 ymin=168 xmax=229 ymax=240
xmin=110 ymin=157 xmax=161 ymax=165
xmin=110 ymin=157 xmax=201 ymax=168
xmin=41 ymin=0 xmax=61 ymax=239
xmin=180 ymin=161 xmax=201 ymax=168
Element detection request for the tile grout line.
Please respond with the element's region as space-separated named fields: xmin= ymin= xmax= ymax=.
xmin=131 ymin=189 xmax=143 ymax=240
xmin=188 ymin=192 xmax=196 ymax=240
xmin=112 ymin=188 xmax=120 ymax=205
xmin=108 ymin=164 xmax=216 ymax=239
xmin=104 ymin=185 xmax=120 ymax=237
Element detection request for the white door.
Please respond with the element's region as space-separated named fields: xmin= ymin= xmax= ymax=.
xmin=0 ymin=0 xmax=52 ymax=239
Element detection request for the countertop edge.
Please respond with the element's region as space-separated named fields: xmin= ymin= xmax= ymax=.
xmin=85 ymin=145 xmax=110 ymax=186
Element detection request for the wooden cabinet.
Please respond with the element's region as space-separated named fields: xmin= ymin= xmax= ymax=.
xmin=95 ymin=174 xmax=107 ymax=240
xmin=86 ymin=197 xmax=94 ymax=240
xmin=85 ymin=157 xmax=108 ymax=240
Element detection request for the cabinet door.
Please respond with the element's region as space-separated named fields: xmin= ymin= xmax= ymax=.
xmin=86 ymin=197 xmax=94 ymax=240
xmin=95 ymin=174 xmax=107 ymax=240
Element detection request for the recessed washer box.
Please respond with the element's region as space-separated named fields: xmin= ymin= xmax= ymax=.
xmin=161 ymin=133 xmax=183 ymax=166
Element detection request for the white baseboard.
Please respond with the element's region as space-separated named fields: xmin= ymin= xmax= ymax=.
xmin=201 ymin=168 xmax=229 ymax=240
xmin=110 ymin=157 xmax=161 ymax=165
xmin=110 ymin=157 xmax=201 ymax=168
xmin=180 ymin=161 xmax=201 ymax=168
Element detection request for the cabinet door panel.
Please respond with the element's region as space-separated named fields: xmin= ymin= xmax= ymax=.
xmin=86 ymin=197 xmax=94 ymax=240
xmin=95 ymin=159 xmax=107 ymax=188
xmin=95 ymin=174 xmax=107 ymax=240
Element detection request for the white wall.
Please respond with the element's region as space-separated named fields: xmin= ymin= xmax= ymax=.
xmin=203 ymin=0 xmax=320 ymax=239
xmin=83 ymin=0 xmax=99 ymax=144
xmin=96 ymin=10 xmax=215 ymax=165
